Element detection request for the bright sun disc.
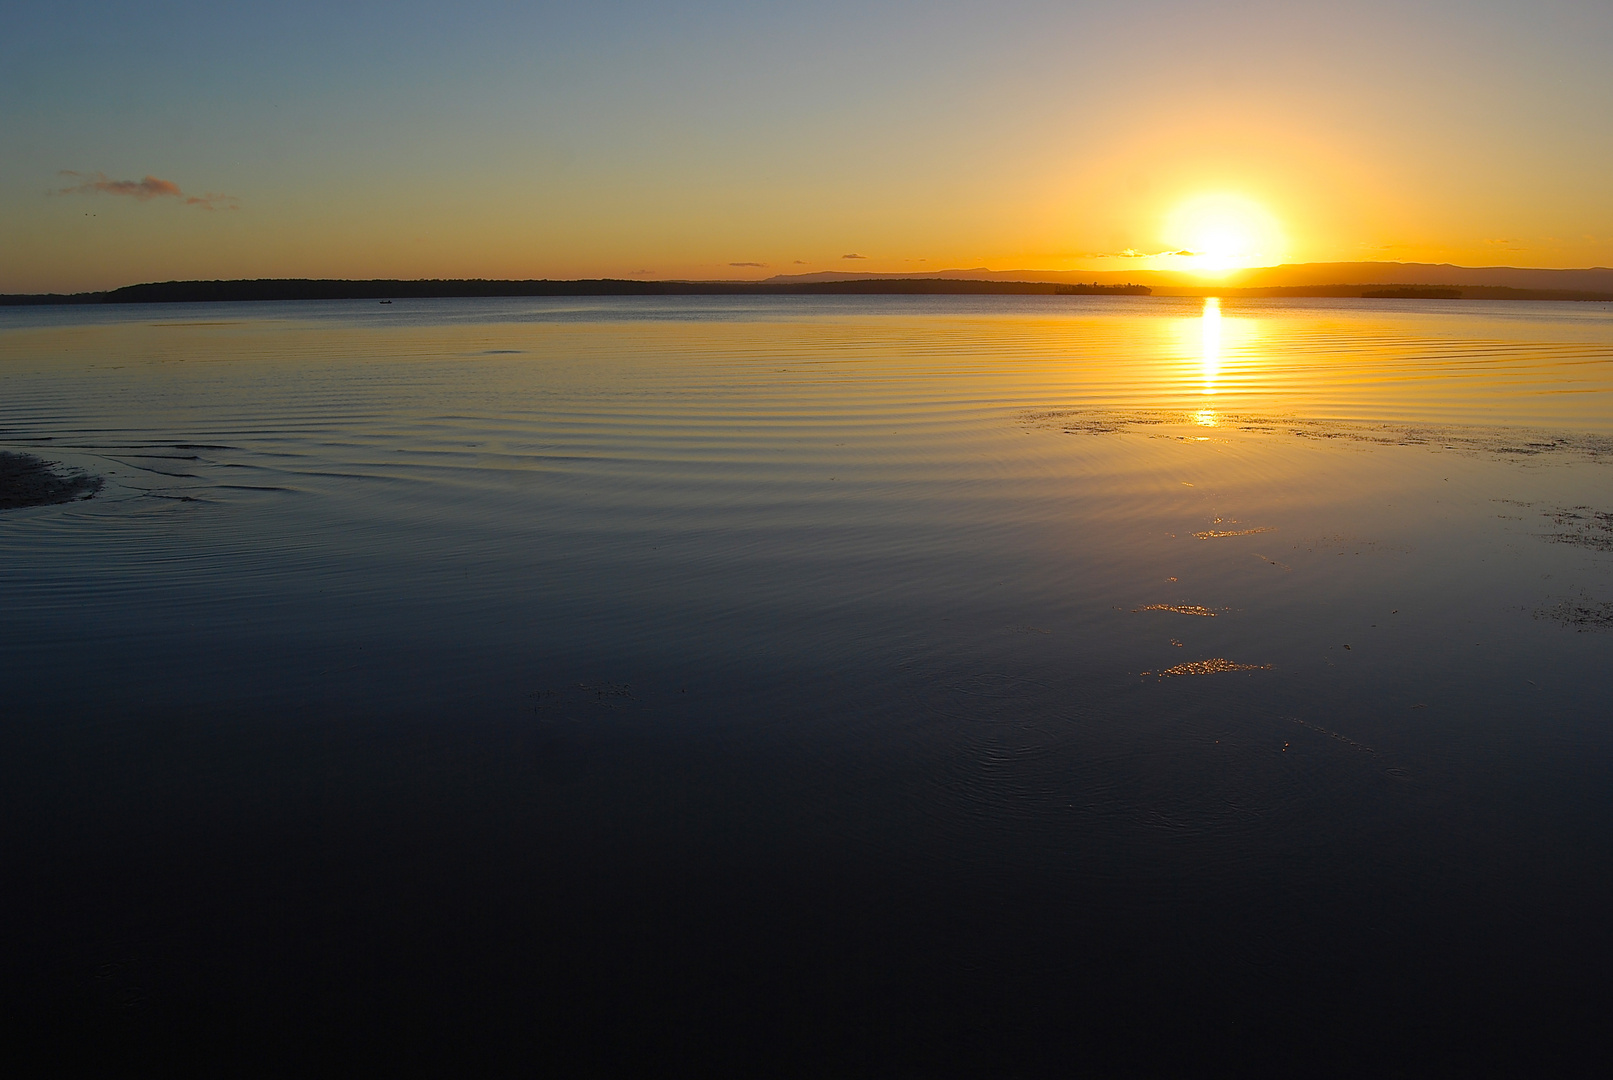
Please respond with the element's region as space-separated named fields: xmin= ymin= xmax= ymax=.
xmin=1164 ymin=194 xmax=1285 ymax=274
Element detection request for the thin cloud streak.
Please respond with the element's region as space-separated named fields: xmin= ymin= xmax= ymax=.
xmin=1087 ymin=248 xmax=1195 ymax=259
xmin=57 ymin=170 xmax=239 ymax=210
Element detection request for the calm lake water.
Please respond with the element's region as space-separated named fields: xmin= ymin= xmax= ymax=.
xmin=3 ymin=295 xmax=1612 ymax=1075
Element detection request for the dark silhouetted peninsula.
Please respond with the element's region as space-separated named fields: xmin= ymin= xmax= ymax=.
xmin=0 ymin=278 xmax=1152 ymax=306
xmin=12 ymin=264 xmax=1613 ymax=305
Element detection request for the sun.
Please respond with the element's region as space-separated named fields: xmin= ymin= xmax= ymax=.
xmin=1163 ymin=193 xmax=1286 ymax=275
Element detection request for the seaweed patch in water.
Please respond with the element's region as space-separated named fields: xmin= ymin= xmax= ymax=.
xmin=1141 ymin=658 xmax=1272 ymax=678
xmin=1016 ymin=408 xmax=1613 ymax=462
xmin=1535 ymin=598 xmax=1613 ymax=632
xmin=1020 ymin=409 xmax=1177 ymax=435
xmin=1193 ymin=527 xmax=1274 ymax=540
xmin=0 ymin=451 xmax=104 ymax=510
xmin=1542 ymin=507 xmax=1613 ymax=553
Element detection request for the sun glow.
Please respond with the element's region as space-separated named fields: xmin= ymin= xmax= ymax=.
xmin=1164 ymin=194 xmax=1286 ymax=276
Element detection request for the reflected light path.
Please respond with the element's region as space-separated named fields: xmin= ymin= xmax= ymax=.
xmin=1200 ymin=296 xmax=1222 ymax=396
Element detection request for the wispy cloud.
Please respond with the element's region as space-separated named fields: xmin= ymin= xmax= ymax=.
xmin=57 ymin=170 xmax=239 ymax=210
xmin=1087 ymin=248 xmax=1194 ymax=259
xmin=58 ymin=172 xmax=180 ymax=200
xmin=729 ymin=261 xmax=766 ymax=268
xmin=841 ymin=253 xmax=866 ymax=260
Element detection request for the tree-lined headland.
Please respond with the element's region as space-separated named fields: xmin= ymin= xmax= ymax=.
xmin=7 ymin=261 xmax=1613 ymax=305
xmin=1 ymin=279 xmax=1151 ymax=306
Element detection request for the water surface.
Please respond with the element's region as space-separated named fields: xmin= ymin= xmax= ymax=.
xmin=3 ymin=295 xmax=1611 ymax=1074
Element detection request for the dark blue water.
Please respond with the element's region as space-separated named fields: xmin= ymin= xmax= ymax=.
xmin=3 ymin=296 xmax=1611 ymax=1075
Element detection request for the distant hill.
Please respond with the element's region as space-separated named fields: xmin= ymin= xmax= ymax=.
xmin=765 ymin=262 xmax=1613 ymax=295
xmin=1229 ymin=262 xmax=1613 ymax=293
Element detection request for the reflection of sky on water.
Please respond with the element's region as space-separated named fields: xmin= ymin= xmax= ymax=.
xmin=2 ymin=296 xmax=1611 ymax=1074
xmin=5 ymin=293 xmax=1612 ymax=429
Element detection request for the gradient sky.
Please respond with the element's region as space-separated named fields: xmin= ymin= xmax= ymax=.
xmin=4 ymin=0 xmax=1611 ymax=291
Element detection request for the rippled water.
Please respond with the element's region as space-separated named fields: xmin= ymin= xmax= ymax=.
xmin=3 ymin=296 xmax=1611 ymax=1074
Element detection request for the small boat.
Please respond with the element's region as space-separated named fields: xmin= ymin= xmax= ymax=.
xmin=379 ymin=299 xmax=392 ymax=305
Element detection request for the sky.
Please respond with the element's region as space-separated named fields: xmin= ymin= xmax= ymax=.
xmin=3 ymin=0 xmax=1612 ymax=292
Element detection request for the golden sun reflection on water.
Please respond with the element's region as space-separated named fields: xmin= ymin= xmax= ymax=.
xmin=1175 ymin=296 xmax=1272 ymax=411
xmin=1200 ymin=297 xmax=1221 ymax=396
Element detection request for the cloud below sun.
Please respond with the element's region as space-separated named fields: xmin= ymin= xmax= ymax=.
xmin=58 ymin=171 xmax=238 ymax=211
xmin=1090 ymin=249 xmax=1197 ymax=259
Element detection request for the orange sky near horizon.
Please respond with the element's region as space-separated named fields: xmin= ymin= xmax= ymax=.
xmin=4 ymin=2 xmax=1612 ymax=292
